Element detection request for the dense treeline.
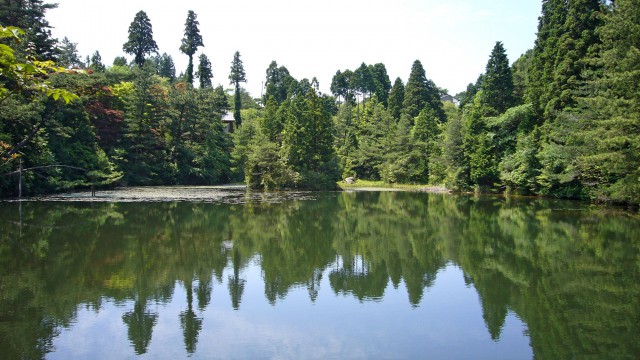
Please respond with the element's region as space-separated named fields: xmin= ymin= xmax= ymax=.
xmin=1 ymin=0 xmax=639 ymax=206
xmin=1 ymin=4 xmax=236 ymax=195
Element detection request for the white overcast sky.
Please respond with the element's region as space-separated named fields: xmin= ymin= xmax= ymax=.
xmin=47 ymin=0 xmax=541 ymax=97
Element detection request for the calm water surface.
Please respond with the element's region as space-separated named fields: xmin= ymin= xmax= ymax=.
xmin=0 ymin=190 xmax=638 ymax=359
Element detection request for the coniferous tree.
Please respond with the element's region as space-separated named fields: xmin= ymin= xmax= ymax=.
xmin=264 ymin=61 xmax=293 ymax=104
xmin=196 ymin=53 xmax=213 ymax=89
xmin=89 ymin=51 xmax=105 ymax=72
xmin=228 ymin=51 xmax=246 ymax=127
xmin=179 ymin=10 xmax=204 ymax=85
xmin=528 ymin=0 xmax=603 ymax=119
xmin=402 ymin=60 xmax=445 ymax=122
xmin=123 ymin=10 xmax=158 ymax=67
xmin=370 ymin=63 xmax=392 ymax=107
xmin=388 ymin=77 xmax=405 ymax=120
xmin=354 ymin=62 xmax=373 ymax=104
xmin=571 ymin=0 xmax=640 ymax=203
xmin=481 ymin=41 xmax=515 ymax=115
xmin=57 ymin=37 xmax=82 ymax=68
xmin=158 ymin=53 xmax=176 ymax=81
xmin=331 ymin=70 xmax=354 ymax=105
xmin=527 ymin=0 xmax=567 ymax=118
xmin=511 ymin=49 xmax=533 ymax=104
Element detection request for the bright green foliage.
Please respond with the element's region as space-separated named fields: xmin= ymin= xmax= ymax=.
xmin=248 ymin=88 xmax=339 ymax=190
xmin=118 ymin=64 xmax=173 ymax=184
xmin=442 ymin=110 xmax=468 ymax=190
xmin=1 ymin=26 xmax=79 ymax=192
xmin=230 ymin=117 xmax=260 ymax=181
xmin=480 ymin=42 xmax=515 ymax=116
xmin=260 ymin=96 xmax=282 ymax=142
xmin=179 ymin=10 xmax=204 ymax=85
xmin=0 ymin=0 xmax=58 ymax=60
xmin=245 ymin=132 xmax=300 ymax=190
xmin=500 ymin=128 xmax=541 ymax=194
xmin=462 ymin=93 xmax=499 ymax=190
xmin=380 ymin=116 xmax=425 ymax=183
xmin=349 ymin=100 xmax=396 ymax=180
xmin=536 ymin=111 xmax=586 ymax=198
xmin=487 ymin=104 xmax=536 ymax=160
xmin=196 ymin=53 xmax=212 ymax=89
xmin=402 ymin=60 xmax=445 ymax=122
xmin=387 ymin=77 xmax=404 ymax=120
xmin=384 ymin=108 xmax=441 ymax=184
xmin=282 ymin=90 xmax=333 ymax=170
xmin=228 ymin=51 xmax=246 ymax=127
xmin=123 ymin=11 xmax=158 ymax=67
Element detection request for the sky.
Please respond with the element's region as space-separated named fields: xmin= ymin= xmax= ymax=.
xmin=47 ymin=0 xmax=542 ymax=98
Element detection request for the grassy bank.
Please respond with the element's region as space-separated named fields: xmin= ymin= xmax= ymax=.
xmin=337 ymin=180 xmax=449 ymax=193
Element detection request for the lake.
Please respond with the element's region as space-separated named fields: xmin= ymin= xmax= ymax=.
xmin=1 ymin=189 xmax=638 ymax=359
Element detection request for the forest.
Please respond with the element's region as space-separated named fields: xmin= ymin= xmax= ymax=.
xmin=1 ymin=0 xmax=638 ymax=206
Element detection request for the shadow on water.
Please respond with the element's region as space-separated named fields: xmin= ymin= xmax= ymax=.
xmin=0 ymin=189 xmax=639 ymax=359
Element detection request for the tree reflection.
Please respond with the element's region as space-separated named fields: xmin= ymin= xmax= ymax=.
xmin=179 ymin=281 xmax=203 ymax=354
xmin=0 ymin=194 xmax=639 ymax=358
xmin=227 ymin=249 xmax=246 ymax=310
xmin=122 ymin=299 xmax=158 ymax=355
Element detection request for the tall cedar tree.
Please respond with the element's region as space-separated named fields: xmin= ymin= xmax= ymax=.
xmin=481 ymin=41 xmax=516 ymax=115
xmin=575 ymin=0 xmax=640 ymax=203
xmin=196 ymin=53 xmax=213 ymax=89
xmin=527 ymin=0 xmax=603 ymax=119
xmin=402 ymin=60 xmax=445 ymax=122
xmin=123 ymin=10 xmax=158 ymax=66
xmin=388 ymin=77 xmax=405 ymax=120
xmin=179 ymin=10 xmax=204 ymax=85
xmin=228 ymin=51 xmax=246 ymax=127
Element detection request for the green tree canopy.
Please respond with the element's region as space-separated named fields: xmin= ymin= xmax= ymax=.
xmin=480 ymin=41 xmax=516 ymax=115
xmin=196 ymin=53 xmax=213 ymax=89
xmin=228 ymin=51 xmax=246 ymax=126
xmin=0 ymin=0 xmax=58 ymax=60
xmin=57 ymin=37 xmax=82 ymax=68
xmin=388 ymin=77 xmax=405 ymax=120
xmin=123 ymin=10 xmax=158 ymax=67
xmin=89 ymin=51 xmax=105 ymax=72
xmin=179 ymin=10 xmax=204 ymax=85
xmin=402 ymin=60 xmax=445 ymax=122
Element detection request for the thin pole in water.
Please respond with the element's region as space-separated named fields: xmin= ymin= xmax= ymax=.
xmin=18 ymin=158 xmax=22 ymax=200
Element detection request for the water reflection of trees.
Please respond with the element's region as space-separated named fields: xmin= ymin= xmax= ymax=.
xmin=0 ymin=193 xmax=639 ymax=359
